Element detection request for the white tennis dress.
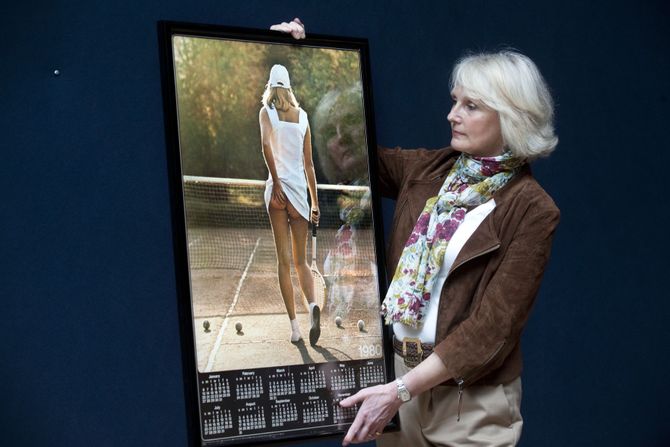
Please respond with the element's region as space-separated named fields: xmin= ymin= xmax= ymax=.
xmin=263 ymin=105 xmax=311 ymax=221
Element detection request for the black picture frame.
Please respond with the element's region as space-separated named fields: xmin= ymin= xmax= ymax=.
xmin=158 ymin=20 xmax=397 ymax=446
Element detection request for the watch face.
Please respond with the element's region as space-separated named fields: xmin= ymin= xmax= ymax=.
xmin=397 ymin=380 xmax=411 ymax=402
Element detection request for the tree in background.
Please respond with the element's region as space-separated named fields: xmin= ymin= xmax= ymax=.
xmin=173 ymin=36 xmax=362 ymax=182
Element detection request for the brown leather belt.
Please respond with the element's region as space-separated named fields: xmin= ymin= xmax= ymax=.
xmin=392 ymin=336 xmax=434 ymax=368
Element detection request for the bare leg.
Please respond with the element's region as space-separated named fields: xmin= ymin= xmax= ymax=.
xmin=287 ymin=202 xmax=320 ymax=345
xmin=286 ymin=203 xmax=315 ymax=305
xmin=268 ymin=205 xmax=296 ymax=320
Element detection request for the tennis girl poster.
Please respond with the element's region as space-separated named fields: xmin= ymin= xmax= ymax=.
xmin=159 ymin=21 xmax=396 ymax=446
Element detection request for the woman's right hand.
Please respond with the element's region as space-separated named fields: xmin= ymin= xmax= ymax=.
xmin=271 ymin=183 xmax=288 ymax=207
xmin=270 ymin=18 xmax=306 ymax=39
xmin=311 ymin=205 xmax=320 ymax=226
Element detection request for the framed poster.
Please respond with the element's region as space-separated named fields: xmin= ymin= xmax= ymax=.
xmin=158 ymin=21 xmax=396 ymax=446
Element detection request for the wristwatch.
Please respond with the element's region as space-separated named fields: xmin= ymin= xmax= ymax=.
xmin=395 ymin=378 xmax=411 ymax=402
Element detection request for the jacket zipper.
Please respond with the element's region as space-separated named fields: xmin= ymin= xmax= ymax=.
xmin=455 ymin=341 xmax=506 ymax=421
xmin=445 ymin=231 xmax=503 ymax=421
xmin=456 ymin=378 xmax=464 ymax=421
xmin=449 ymin=243 xmax=501 ymax=276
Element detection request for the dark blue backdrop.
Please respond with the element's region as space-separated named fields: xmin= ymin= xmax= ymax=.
xmin=2 ymin=1 xmax=669 ymax=446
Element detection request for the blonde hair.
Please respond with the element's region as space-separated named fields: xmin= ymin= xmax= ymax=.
xmin=450 ymin=51 xmax=558 ymax=160
xmin=261 ymin=85 xmax=299 ymax=111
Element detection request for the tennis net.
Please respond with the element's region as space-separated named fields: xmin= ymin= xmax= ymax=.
xmin=182 ymin=176 xmax=377 ymax=274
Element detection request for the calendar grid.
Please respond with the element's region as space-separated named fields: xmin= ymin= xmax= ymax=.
xmin=198 ymin=358 xmax=388 ymax=443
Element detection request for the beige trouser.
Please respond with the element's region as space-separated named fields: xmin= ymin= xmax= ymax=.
xmin=377 ymin=354 xmax=523 ymax=447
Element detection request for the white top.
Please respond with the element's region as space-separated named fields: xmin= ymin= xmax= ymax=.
xmin=393 ymin=199 xmax=496 ymax=344
xmin=263 ymin=106 xmax=311 ymax=221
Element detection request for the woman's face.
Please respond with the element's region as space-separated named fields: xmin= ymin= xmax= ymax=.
xmin=447 ymin=86 xmax=504 ymax=157
xmin=326 ymin=122 xmax=366 ymax=179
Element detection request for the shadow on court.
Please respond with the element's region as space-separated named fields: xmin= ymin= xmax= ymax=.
xmin=293 ymin=342 xmax=349 ymax=364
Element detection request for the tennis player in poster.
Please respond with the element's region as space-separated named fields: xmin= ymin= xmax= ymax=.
xmin=259 ymin=64 xmax=322 ymax=346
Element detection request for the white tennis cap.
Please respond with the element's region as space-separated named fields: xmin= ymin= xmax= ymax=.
xmin=268 ymin=64 xmax=291 ymax=88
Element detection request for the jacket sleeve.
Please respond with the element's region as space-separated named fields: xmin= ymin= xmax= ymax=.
xmin=376 ymin=145 xmax=408 ymax=200
xmin=432 ymin=197 xmax=561 ymax=385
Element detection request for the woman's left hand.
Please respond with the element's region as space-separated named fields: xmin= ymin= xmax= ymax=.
xmin=339 ymin=382 xmax=402 ymax=446
xmin=270 ymin=18 xmax=306 ymax=39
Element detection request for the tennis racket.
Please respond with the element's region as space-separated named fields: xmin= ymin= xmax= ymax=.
xmin=311 ymin=223 xmax=327 ymax=310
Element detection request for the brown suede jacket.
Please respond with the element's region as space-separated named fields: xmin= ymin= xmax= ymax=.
xmin=378 ymin=146 xmax=560 ymax=386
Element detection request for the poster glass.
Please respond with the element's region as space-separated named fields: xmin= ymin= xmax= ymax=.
xmin=158 ymin=21 xmax=395 ymax=446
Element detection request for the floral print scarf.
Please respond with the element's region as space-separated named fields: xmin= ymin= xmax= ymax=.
xmin=380 ymin=151 xmax=525 ymax=328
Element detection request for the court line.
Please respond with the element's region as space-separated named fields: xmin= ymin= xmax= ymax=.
xmin=204 ymin=236 xmax=261 ymax=372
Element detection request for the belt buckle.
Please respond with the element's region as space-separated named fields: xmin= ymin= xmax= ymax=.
xmin=401 ymin=337 xmax=423 ymax=367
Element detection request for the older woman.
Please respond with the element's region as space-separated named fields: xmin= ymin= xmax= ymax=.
xmin=272 ymin=19 xmax=560 ymax=447
xmin=338 ymin=50 xmax=559 ymax=447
